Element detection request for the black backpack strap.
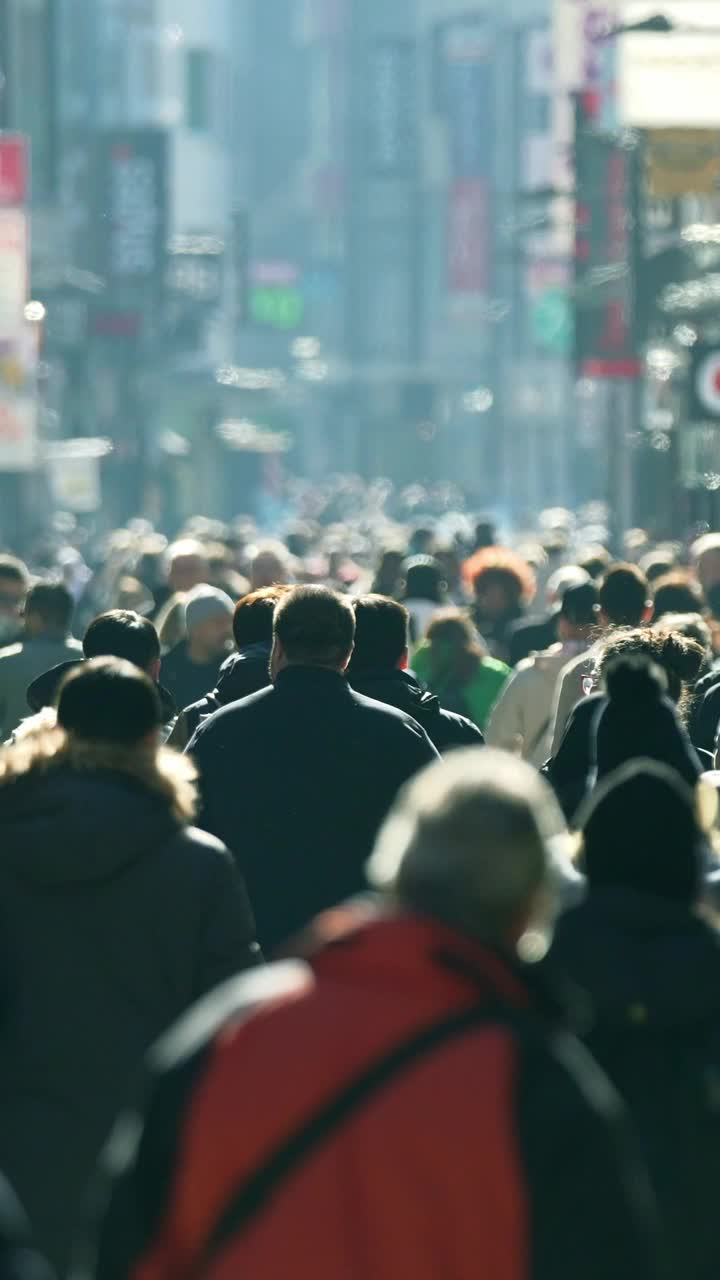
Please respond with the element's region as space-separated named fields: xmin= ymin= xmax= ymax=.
xmin=195 ymin=1003 xmax=502 ymax=1274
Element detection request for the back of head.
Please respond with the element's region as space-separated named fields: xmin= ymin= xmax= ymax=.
xmin=251 ymin=542 xmax=292 ymax=591
xmin=0 ymin=555 xmax=29 ymax=590
xmin=597 ymin=626 xmax=704 ymax=707
xmin=594 ymin=655 xmax=701 ymax=786
xmin=403 ymin=557 xmax=447 ymax=604
xmin=57 ymin=656 xmax=162 ymax=746
xmin=233 ymin=586 xmax=290 ymax=649
xmin=166 ymin=538 xmax=209 ymax=592
xmin=274 ymin=585 xmax=355 ymax=669
xmin=369 ymin=749 xmax=564 ymax=944
xmin=463 ymin=548 xmax=536 ymax=608
xmin=25 ymin=582 xmax=74 ymax=635
xmin=348 ymin=595 xmax=409 ymax=675
xmin=653 ymin=611 xmax=712 ymax=658
xmin=652 ymin=571 xmax=705 ymax=621
xmin=579 ymin=759 xmax=706 ymax=905
xmin=559 ymin=579 xmax=599 ymax=629
xmin=83 ymin=610 xmax=160 ymax=673
xmin=598 ymin=563 xmax=650 ymax=627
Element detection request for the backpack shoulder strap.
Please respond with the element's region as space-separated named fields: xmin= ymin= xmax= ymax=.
xmin=195 ymin=1002 xmax=506 ymax=1274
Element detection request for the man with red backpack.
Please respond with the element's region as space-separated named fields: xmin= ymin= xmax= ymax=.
xmin=80 ymin=750 xmax=661 ymax=1280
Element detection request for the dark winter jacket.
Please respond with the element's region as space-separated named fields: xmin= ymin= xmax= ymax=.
xmin=160 ymin=642 xmax=225 ymax=715
xmin=0 ymin=1175 xmax=55 ymax=1280
xmin=550 ymin=888 xmax=720 ymax=1280
xmin=690 ymin=670 xmax=720 ymax=756
xmin=169 ymin=643 xmax=271 ymax=750
xmin=348 ymin=668 xmax=484 ymax=753
xmin=188 ymin=665 xmax=439 ymax=951
xmin=81 ymin=913 xmax=662 ymax=1280
xmin=0 ymin=730 xmax=260 ymax=1274
xmin=544 ymin=694 xmax=704 ymax=822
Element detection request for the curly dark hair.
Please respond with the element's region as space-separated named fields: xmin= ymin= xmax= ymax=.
xmin=595 ymin=626 xmax=704 ymax=720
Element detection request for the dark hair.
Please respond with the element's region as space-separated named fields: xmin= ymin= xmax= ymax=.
xmin=233 ymin=586 xmax=290 ymax=649
xmin=274 ymin=586 xmax=355 ymax=668
xmin=83 ymin=610 xmax=160 ymax=672
xmin=348 ymin=596 xmax=409 ymax=674
xmin=597 ymin=626 xmax=704 ymax=715
xmin=560 ymin=580 xmax=599 ymax=627
xmin=0 ymin=555 xmax=29 ymax=587
xmin=25 ymin=582 xmax=74 ymax=631
xmin=57 ymin=657 xmax=162 ymax=744
xmin=402 ymin=557 xmax=447 ymax=604
xmin=598 ymin=563 xmax=650 ymax=627
xmin=578 ymin=546 xmax=612 ymax=581
xmin=652 ymin=571 xmax=705 ymax=621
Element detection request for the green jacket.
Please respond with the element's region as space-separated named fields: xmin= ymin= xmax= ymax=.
xmin=412 ymin=644 xmax=510 ymax=731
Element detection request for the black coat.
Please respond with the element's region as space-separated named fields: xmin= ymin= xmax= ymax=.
xmin=550 ymin=888 xmax=720 ymax=1280
xmin=176 ymin=643 xmax=271 ymax=746
xmin=188 ymin=665 xmax=439 ymax=952
xmin=507 ymin=612 xmax=559 ymax=667
xmin=348 ymin=668 xmax=484 ymax=754
xmin=544 ymin=694 xmax=704 ymax=823
xmin=0 ymin=743 xmax=259 ymax=1273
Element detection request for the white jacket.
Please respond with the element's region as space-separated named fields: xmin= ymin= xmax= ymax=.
xmin=486 ymin=642 xmax=589 ymax=767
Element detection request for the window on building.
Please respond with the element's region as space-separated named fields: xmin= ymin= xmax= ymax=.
xmin=186 ymin=49 xmax=212 ymax=131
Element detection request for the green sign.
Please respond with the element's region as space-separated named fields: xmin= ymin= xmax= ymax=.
xmin=530 ymin=288 xmax=572 ymax=355
xmin=249 ymin=285 xmax=305 ymax=331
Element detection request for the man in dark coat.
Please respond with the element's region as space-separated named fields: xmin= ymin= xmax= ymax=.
xmin=80 ymin=751 xmax=661 ymax=1280
xmin=347 ymin=594 xmax=484 ymax=753
xmin=188 ymin=585 xmax=439 ymax=951
xmin=550 ymin=760 xmax=720 ymax=1280
xmin=0 ymin=659 xmax=260 ymax=1273
xmin=169 ymin=587 xmax=289 ymax=750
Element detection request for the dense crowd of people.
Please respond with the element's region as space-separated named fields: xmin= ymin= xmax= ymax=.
xmin=3 ymin=498 xmax=720 ymax=1275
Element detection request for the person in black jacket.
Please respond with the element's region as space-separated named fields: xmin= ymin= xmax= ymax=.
xmin=169 ymin=587 xmax=290 ymax=750
xmin=347 ymin=595 xmax=483 ymax=753
xmin=550 ymin=758 xmax=720 ymax=1280
xmin=0 ymin=658 xmax=260 ymax=1274
xmin=188 ymin=585 xmax=439 ymax=952
xmin=545 ymin=628 xmax=705 ymax=821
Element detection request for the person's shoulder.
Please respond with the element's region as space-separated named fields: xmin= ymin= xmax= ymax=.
xmin=150 ymin=960 xmax=314 ymax=1078
xmin=438 ymin=707 xmax=484 ymax=744
xmin=475 ymin=657 xmax=511 ymax=686
xmin=192 ymin=683 xmax=275 ymax=741
xmin=0 ymin=642 xmax=22 ymax=662
xmin=350 ymin=686 xmax=430 ymax=733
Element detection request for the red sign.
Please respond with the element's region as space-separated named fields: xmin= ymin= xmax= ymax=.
xmin=448 ymin=179 xmax=489 ymax=293
xmin=0 ymin=136 xmax=28 ymax=206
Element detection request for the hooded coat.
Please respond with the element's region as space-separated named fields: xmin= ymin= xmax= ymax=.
xmin=550 ymin=889 xmax=720 ymax=1280
xmin=0 ymin=728 xmax=259 ymax=1273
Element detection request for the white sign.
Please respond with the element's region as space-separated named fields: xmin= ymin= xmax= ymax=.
xmin=0 ymin=396 xmax=36 ymax=471
xmin=552 ymin=1 xmax=619 ymax=187
xmin=0 ymin=209 xmax=27 ymax=344
xmin=618 ymin=33 xmax=720 ymax=128
xmin=48 ymin=452 xmax=102 ymax=513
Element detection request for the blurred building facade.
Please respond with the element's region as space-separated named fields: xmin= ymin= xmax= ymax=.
xmin=17 ymin=0 xmax=720 ymax=534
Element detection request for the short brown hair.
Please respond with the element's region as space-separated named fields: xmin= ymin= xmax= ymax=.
xmin=274 ymin=586 xmax=355 ymax=668
xmin=234 ymin=586 xmax=291 ymax=649
xmin=348 ymin=595 xmax=409 ymax=673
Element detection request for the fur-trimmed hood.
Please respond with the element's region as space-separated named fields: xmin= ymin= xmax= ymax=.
xmin=0 ymin=724 xmax=200 ymax=885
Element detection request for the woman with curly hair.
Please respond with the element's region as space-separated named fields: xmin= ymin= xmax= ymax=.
xmin=544 ymin=626 xmax=705 ymax=821
xmin=462 ymin=549 xmax=537 ymax=664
